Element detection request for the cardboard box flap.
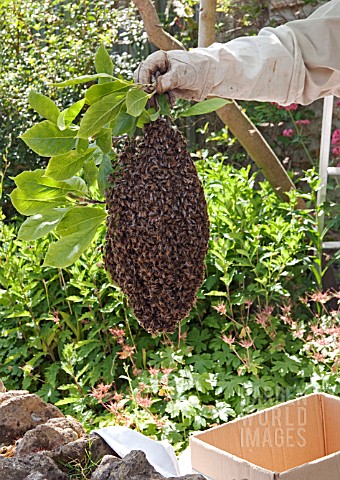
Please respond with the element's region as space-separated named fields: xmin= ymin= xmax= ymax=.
xmin=191 ymin=435 xmax=275 ymax=480
xmin=193 ymin=394 xmax=327 ymax=472
xmin=278 ymin=451 xmax=340 ymax=480
xmin=321 ymin=393 xmax=340 ymax=455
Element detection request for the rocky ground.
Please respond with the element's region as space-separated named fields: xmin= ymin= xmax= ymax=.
xmin=0 ymin=384 xmax=204 ymax=480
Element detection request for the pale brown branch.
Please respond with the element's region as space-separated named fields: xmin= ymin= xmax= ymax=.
xmin=216 ymin=101 xmax=306 ymax=208
xmin=198 ymin=0 xmax=217 ymax=47
xmin=133 ymin=0 xmax=185 ymax=51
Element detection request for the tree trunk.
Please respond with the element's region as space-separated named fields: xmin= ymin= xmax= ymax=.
xmin=134 ymin=0 xmax=306 ymax=209
xmin=198 ymin=0 xmax=217 ymax=48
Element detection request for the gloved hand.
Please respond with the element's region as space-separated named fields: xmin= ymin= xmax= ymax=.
xmin=133 ymin=50 xmax=214 ymax=101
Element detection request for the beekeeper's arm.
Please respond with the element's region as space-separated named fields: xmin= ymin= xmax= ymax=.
xmin=135 ymin=0 xmax=340 ymax=106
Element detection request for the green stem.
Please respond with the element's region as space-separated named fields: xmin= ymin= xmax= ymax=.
xmin=288 ymin=111 xmax=315 ymax=166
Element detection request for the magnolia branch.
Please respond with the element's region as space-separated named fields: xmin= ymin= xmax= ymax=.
xmin=133 ymin=0 xmax=184 ymax=51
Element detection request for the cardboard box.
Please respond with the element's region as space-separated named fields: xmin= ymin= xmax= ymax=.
xmin=190 ymin=393 xmax=340 ymax=479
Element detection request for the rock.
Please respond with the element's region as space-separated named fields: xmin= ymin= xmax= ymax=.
xmin=89 ymin=433 xmax=119 ymax=463
xmin=90 ymin=450 xmax=206 ymax=480
xmin=90 ymin=454 xmax=122 ymax=480
xmin=47 ymin=433 xmax=118 ymax=469
xmin=0 ymin=453 xmax=67 ymax=480
xmin=15 ymin=417 xmax=85 ymax=458
xmin=0 ymin=380 xmax=6 ymax=393
xmin=0 ymin=391 xmax=64 ymax=446
xmin=24 ymin=473 xmax=48 ymax=480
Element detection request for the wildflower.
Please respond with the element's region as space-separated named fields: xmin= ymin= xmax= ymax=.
xmin=109 ymin=328 xmax=126 ymax=344
xmin=256 ymin=305 xmax=274 ymax=327
xmin=332 ymin=146 xmax=340 ymax=156
xmin=148 ymin=367 xmax=160 ymax=375
xmin=156 ymin=418 xmax=165 ymax=428
xmin=107 ymin=401 xmax=121 ymax=414
xmin=284 ymin=103 xmax=298 ymax=111
xmin=91 ymin=383 xmax=112 ymax=402
xmin=331 ymin=129 xmax=340 ymax=145
xmin=296 ymin=119 xmax=310 ymax=126
xmin=239 ymin=339 xmax=253 ymax=349
xmin=113 ymin=392 xmax=123 ymax=402
xmin=283 ymin=128 xmax=294 ymax=137
xmin=312 ymin=352 xmax=328 ymax=363
xmin=138 ymin=382 xmax=147 ymax=392
xmin=272 ymin=102 xmax=298 ymax=111
xmin=221 ymin=333 xmax=235 ymax=345
xmin=162 ymin=367 xmax=174 ymax=375
xmin=109 ymin=328 xmax=125 ymax=338
xmin=213 ymin=303 xmax=227 ymax=315
xmin=117 ymin=345 xmax=135 ymax=360
xmin=293 ymin=329 xmax=304 ymax=339
xmin=136 ymin=392 xmax=152 ymax=408
xmin=309 ymin=290 xmax=331 ymax=304
xmin=51 ymin=310 xmax=60 ymax=324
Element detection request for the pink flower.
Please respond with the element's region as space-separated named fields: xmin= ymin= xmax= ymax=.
xmin=136 ymin=392 xmax=152 ymax=409
xmin=239 ymin=339 xmax=253 ymax=349
xmin=272 ymin=102 xmax=298 ymax=111
xmin=331 ymin=129 xmax=340 ymax=145
xmin=221 ymin=333 xmax=235 ymax=345
xmin=332 ymin=146 xmax=340 ymax=156
xmin=162 ymin=367 xmax=174 ymax=375
xmin=283 ymin=128 xmax=294 ymax=137
xmin=148 ymin=367 xmax=160 ymax=375
xmin=213 ymin=303 xmax=227 ymax=315
xmin=284 ymin=103 xmax=298 ymax=111
xmin=336 ymin=100 xmax=340 ymax=107
xmin=296 ymin=119 xmax=310 ymax=126
xmin=91 ymin=383 xmax=112 ymax=402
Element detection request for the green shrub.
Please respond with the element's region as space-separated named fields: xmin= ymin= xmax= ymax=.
xmin=0 ymin=0 xmax=147 ymax=216
xmin=1 ymin=159 xmax=338 ymax=450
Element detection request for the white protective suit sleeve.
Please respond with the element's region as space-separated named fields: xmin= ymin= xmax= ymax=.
xmin=138 ymin=0 xmax=340 ymax=105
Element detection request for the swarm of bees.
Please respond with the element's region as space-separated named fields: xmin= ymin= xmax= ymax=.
xmin=104 ymin=118 xmax=210 ymax=334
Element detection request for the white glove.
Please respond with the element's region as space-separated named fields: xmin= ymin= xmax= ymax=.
xmin=134 ymin=50 xmax=214 ymax=101
xmin=134 ymin=0 xmax=340 ymax=106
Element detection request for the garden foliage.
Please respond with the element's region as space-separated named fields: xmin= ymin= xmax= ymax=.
xmin=0 ymin=0 xmax=339 ymax=453
xmin=1 ymin=160 xmax=339 ymax=449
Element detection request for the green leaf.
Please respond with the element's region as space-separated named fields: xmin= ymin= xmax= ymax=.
xmin=50 ymin=73 xmax=115 ymax=87
xmin=95 ymin=44 xmax=114 ymax=79
xmin=28 ymin=90 xmax=61 ymax=123
xmin=157 ymin=94 xmax=170 ymax=117
xmin=96 ymin=128 xmax=112 ymax=153
xmin=44 ymin=207 xmax=106 ymax=267
xmin=77 ymin=93 xmax=125 ymax=139
xmin=205 ymin=291 xmax=228 ymax=297
xmin=126 ymin=89 xmax=150 ymax=117
xmin=97 ymin=154 xmax=113 ymax=196
xmin=56 ymin=206 xmax=106 ymax=236
xmin=18 ymin=208 xmax=69 ymax=240
xmin=10 ymin=170 xmax=86 ymax=215
xmin=46 ymin=149 xmax=95 ymax=181
xmin=85 ymin=81 xmax=130 ymax=105
xmin=180 ymin=98 xmax=230 ymax=117
xmin=111 ymin=111 xmax=136 ymax=136
xmin=83 ymin=158 xmax=98 ymax=187
xmin=57 ymin=98 xmax=85 ymax=130
xmin=20 ymin=120 xmax=76 ymax=157
xmin=76 ymin=138 xmax=89 ymax=154
xmin=136 ymin=108 xmax=159 ymax=128
xmin=64 ymin=176 xmax=88 ymax=195
xmin=10 ymin=188 xmax=67 ymax=216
